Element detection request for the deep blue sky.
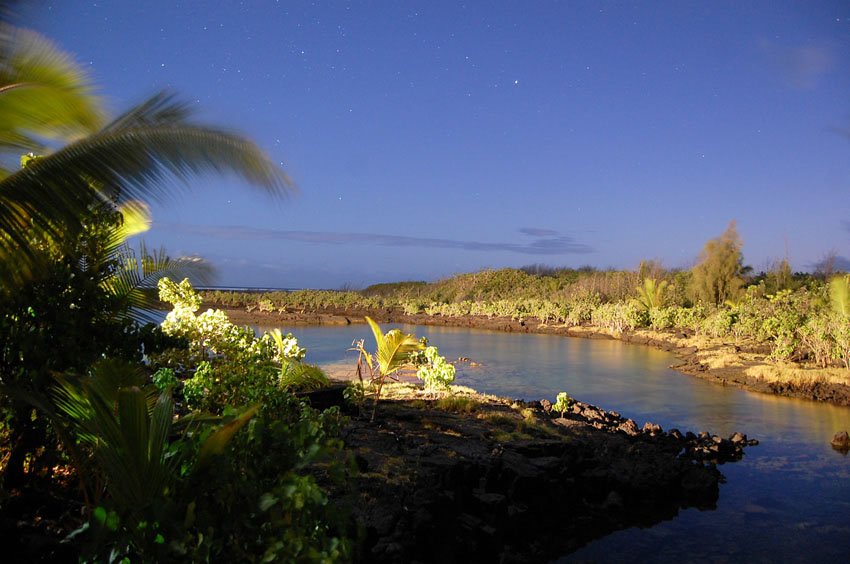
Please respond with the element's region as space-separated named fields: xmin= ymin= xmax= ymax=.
xmin=17 ymin=1 xmax=850 ymax=288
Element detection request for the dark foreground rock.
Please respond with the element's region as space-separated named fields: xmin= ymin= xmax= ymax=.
xmin=310 ymin=385 xmax=754 ymax=563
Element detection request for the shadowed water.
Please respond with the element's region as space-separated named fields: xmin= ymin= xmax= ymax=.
xmin=267 ymin=322 xmax=850 ymax=563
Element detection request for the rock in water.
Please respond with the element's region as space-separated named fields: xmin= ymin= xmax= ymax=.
xmin=831 ymin=430 xmax=850 ymax=453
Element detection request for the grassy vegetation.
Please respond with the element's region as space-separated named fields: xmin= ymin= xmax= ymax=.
xmin=436 ymin=395 xmax=481 ymax=413
xmin=203 ymin=262 xmax=850 ymax=377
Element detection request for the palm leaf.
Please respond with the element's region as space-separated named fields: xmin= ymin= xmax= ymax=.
xmin=636 ymin=278 xmax=668 ymax=310
xmin=101 ymin=241 xmax=214 ymax=322
xmin=0 ymin=24 xmax=103 ymax=170
xmin=365 ymin=316 xmax=423 ymax=376
xmin=363 ymin=316 xmax=423 ymax=422
xmin=0 ymin=91 xmax=292 ymax=287
xmin=195 ymin=404 xmax=260 ymax=470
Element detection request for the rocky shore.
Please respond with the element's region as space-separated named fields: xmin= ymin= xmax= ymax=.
xmin=218 ymin=305 xmax=850 ymax=407
xmin=306 ymin=384 xmax=755 ymax=563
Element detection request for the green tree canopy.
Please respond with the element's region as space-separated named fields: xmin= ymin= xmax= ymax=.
xmin=690 ymin=220 xmax=745 ymax=306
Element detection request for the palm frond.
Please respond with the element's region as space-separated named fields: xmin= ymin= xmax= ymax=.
xmin=0 ymin=24 xmax=103 ymax=171
xmin=279 ymin=360 xmax=330 ymax=391
xmin=101 ymin=241 xmax=215 ymax=321
xmin=636 ymin=278 xmax=668 ymax=310
xmin=365 ymin=316 xmax=422 ymax=376
xmin=195 ymin=404 xmax=260 ymax=470
xmin=0 ymin=114 xmax=292 ymax=285
xmin=377 ymin=329 xmax=423 ymax=376
xmin=102 ymin=91 xmax=192 ymax=132
xmin=50 ymin=360 xmax=175 ymax=510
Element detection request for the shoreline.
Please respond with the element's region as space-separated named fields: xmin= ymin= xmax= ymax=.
xmin=216 ymin=305 xmax=850 ymax=407
xmin=306 ymin=382 xmax=754 ymax=562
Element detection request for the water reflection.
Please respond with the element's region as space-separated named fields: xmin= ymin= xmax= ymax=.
xmin=262 ymin=322 xmax=850 ymax=562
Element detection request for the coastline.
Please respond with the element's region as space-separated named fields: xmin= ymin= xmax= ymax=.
xmin=208 ymin=303 xmax=768 ymax=560
xmin=306 ymin=382 xmax=754 ymax=562
xmin=216 ymin=304 xmax=850 ymax=407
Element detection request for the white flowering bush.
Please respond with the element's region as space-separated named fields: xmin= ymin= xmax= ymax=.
xmin=411 ymin=345 xmax=456 ymax=393
xmin=268 ymin=328 xmax=306 ymax=361
xmin=157 ymin=277 xmax=306 ymax=363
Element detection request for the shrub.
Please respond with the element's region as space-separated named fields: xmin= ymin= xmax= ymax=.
xmin=699 ymin=308 xmax=737 ymax=338
xmin=672 ymin=304 xmax=707 ymax=332
xmin=552 ymin=392 xmax=572 ymax=418
xmin=410 ymin=345 xmax=456 ymax=393
xmin=151 ymin=367 xmax=177 ymax=391
xmin=591 ymin=301 xmax=647 ymax=333
xmin=649 ymin=307 xmax=676 ymax=330
xmin=565 ymin=291 xmax=601 ymax=326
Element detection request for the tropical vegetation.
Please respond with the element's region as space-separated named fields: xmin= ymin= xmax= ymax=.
xmin=203 ymin=246 xmax=850 ymax=372
xmin=0 ymin=24 xmax=353 ymax=561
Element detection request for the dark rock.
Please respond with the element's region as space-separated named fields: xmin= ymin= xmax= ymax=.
xmin=602 ymin=490 xmax=624 ymax=511
xmin=335 ymin=392 xmax=752 ymax=563
xmin=642 ymin=422 xmax=663 ymax=435
xmin=831 ymin=430 xmax=850 ymax=453
xmin=730 ymin=432 xmax=747 ymax=444
xmin=618 ymin=419 xmax=640 ymax=436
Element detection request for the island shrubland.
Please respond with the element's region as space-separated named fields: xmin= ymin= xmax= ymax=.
xmin=204 ymin=257 xmax=850 ymax=405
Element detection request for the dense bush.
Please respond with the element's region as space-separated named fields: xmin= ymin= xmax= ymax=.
xmin=200 ymin=266 xmax=850 ymax=371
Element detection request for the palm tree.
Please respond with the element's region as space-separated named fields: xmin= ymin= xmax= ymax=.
xmin=0 ymin=24 xmax=292 ymax=287
xmin=636 ymin=277 xmax=668 ymax=311
xmin=357 ymin=316 xmax=424 ymax=421
xmin=0 ymin=24 xmax=291 ymax=488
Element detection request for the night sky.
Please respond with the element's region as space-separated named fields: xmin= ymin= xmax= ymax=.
xmin=15 ymin=1 xmax=850 ymax=288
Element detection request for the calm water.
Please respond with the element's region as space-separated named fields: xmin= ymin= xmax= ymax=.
xmin=269 ymin=322 xmax=850 ymax=563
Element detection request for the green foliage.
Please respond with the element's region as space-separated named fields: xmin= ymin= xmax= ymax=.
xmin=799 ymin=313 xmax=834 ymax=368
xmin=636 ymin=278 xmax=668 ymax=310
xmin=0 ymin=23 xmax=104 ymax=177
xmin=363 ymin=316 xmax=423 ymax=378
xmin=138 ymin=282 xmax=351 ymax=561
xmin=698 ymin=308 xmax=737 ymax=339
xmin=649 ymin=306 xmax=677 ymax=330
xmin=182 ymin=398 xmax=350 ymax=562
xmin=279 ymin=360 xmax=331 ymax=392
xmin=151 ymin=367 xmax=177 ymax=391
xmin=760 ymin=259 xmax=795 ymax=295
xmin=410 ymin=345 xmax=456 ymax=393
xmin=361 ymin=280 xmax=428 ymax=298
xmin=356 ymin=317 xmax=424 ymax=421
xmin=591 ymin=301 xmax=648 ymax=333
xmin=565 ymin=290 xmax=602 ymax=326
xmin=435 ymin=395 xmax=480 ymax=413
xmin=828 ymin=275 xmax=850 ymax=317
xmin=49 ymin=360 xmax=261 ymax=559
xmin=552 ymin=391 xmax=572 ymax=418
xmin=269 ymin=327 xmax=306 ymax=361
xmin=157 ymin=276 xmax=203 ymax=312
xmin=691 ymin=221 xmax=745 ymax=306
